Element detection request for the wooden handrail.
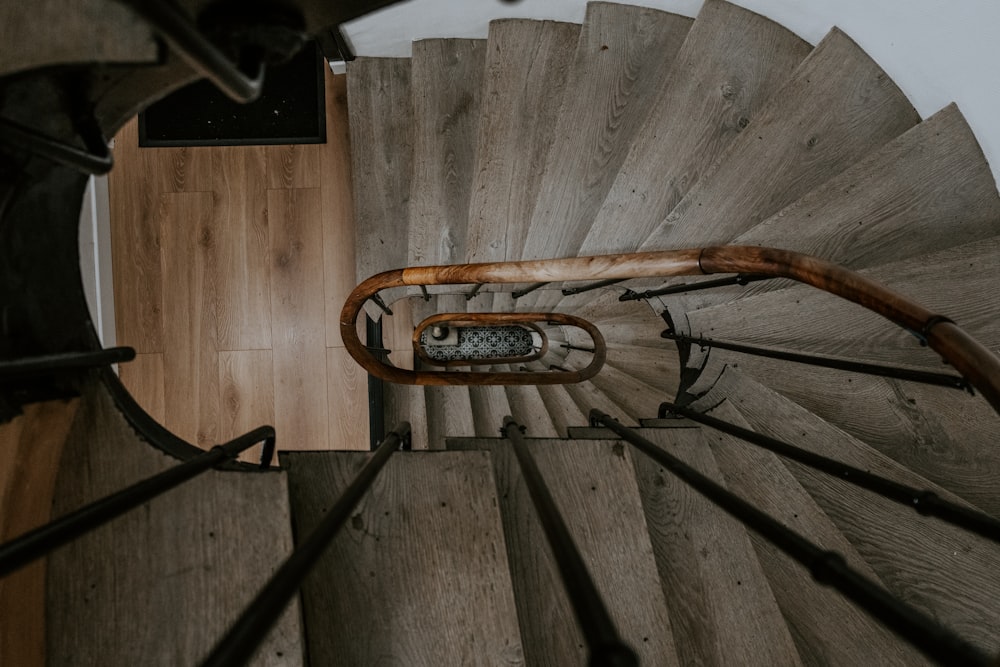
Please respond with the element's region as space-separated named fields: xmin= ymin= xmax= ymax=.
xmin=340 ymin=246 xmax=1000 ymax=412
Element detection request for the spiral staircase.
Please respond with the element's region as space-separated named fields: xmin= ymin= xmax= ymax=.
xmin=1 ymin=0 xmax=1000 ymax=665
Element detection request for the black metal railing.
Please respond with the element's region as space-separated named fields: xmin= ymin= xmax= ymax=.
xmin=0 ymin=346 xmax=135 ymax=381
xmin=661 ymin=402 xmax=1000 ymax=544
xmin=620 ymin=274 xmax=771 ymax=301
xmin=661 ymin=332 xmax=972 ymax=393
xmin=502 ymin=417 xmax=638 ymax=667
xmin=201 ymin=422 xmax=411 ymax=667
xmin=0 ymin=426 xmax=275 ymax=579
xmin=562 ymin=278 xmax=626 ymax=296
xmin=589 ymin=410 xmax=993 ymax=667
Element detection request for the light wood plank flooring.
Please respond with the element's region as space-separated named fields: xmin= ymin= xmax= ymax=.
xmin=109 ymin=69 xmax=369 ymax=454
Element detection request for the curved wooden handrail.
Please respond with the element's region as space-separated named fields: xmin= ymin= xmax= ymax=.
xmin=341 ymin=246 xmax=1000 ymax=412
xmin=412 ymin=314 xmax=554 ymax=368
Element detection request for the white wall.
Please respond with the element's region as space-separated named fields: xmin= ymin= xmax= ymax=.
xmin=343 ymin=0 xmax=1000 ymax=185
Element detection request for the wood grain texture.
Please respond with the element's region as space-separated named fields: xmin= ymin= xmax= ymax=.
xmin=469 ymin=368 xmax=512 ymax=437
xmin=693 ymin=366 xmax=1000 ymax=654
xmin=384 ymin=384 xmax=429 ymax=449
xmin=266 ymin=144 xmax=321 ymax=190
xmin=408 ymin=39 xmax=485 ymax=270
xmin=702 ymin=400 xmax=930 ymax=666
xmin=425 ymin=385 xmax=476 ymax=446
xmin=642 ymin=28 xmax=920 ymax=251
xmin=580 ymin=0 xmax=811 ymax=256
xmin=219 ymin=350 xmax=274 ymax=463
xmin=48 ymin=384 xmax=302 ymax=666
xmin=160 ymin=191 xmax=219 ymax=447
xmin=118 ymin=352 xmax=166 ymax=424
xmin=685 ymin=237 xmax=1000 ymax=368
xmin=450 ymin=438 xmax=678 ymax=666
xmin=268 ymin=187 xmax=328 ymax=449
xmin=533 ymin=383 xmax=589 ymax=436
xmin=0 ymin=0 xmax=156 ymax=76
xmin=603 ymin=342 xmax=682 ymax=394
xmin=503 ymin=376 xmax=561 ymax=438
xmin=349 ymin=57 xmax=413 ymax=285
xmin=0 ymin=399 xmax=78 ymax=667
xmin=465 ymin=19 xmax=580 ymax=263
xmin=587 ymin=363 xmax=667 ymax=420
xmin=326 ymin=347 xmax=369 ymax=450
xmin=631 ymin=427 xmax=802 ymax=666
xmin=520 ymin=3 xmax=693 ymax=262
xmin=109 ymin=118 xmax=163 ymax=352
xmin=212 ymin=145 xmax=272 ymax=350
xmin=143 ymin=145 xmax=213 ymax=194
xmin=670 ymin=104 xmax=1000 ymax=318
xmin=706 ymin=350 xmax=1000 ymax=517
xmin=283 ymin=450 xmax=523 ymax=665
xmin=321 ymin=71 xmax=359 ymax=348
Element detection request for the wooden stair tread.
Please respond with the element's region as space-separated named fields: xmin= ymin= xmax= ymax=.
xmin=384 ymin=383 xmax=429 ymax=450
xmin=632 ymin=427 xmax=802 ymax=666
xmin=700 ymin=350 xmax=1000 ymax=516
xmin=642 ymin=28 xmax=920 ymax=251
xmin=684 ymin=236 xmax=1000 ymax=367
xmin=666 ymin=104 xmax=1000 ymax=319
xmin=691 ymin=366 xmax=1000 ymax=654
xmin=533 ymin=382 xmax=589 ymax=436
xmin=425 ymin=384 xmax=476 ymax=447
xmin=465 ymin=19 xmax=581 ymax=264
xmin=580 ymin=0 xmax=811 ymax=256
xmin=283 ymin=450 xmax=523 ymax=665
xmin=349 ymin=57 xmax=414 ymax=312
xmin=469 ymin=367 xmax=513 ymax=437
xmin=520 ymin=2 xmax=694 ymax=261
xmin=736 ymin=103 xmax=1000 ymax=270
xmin=408 ymin=38 xmax=486 ymax=269
xmin=450 ymin=437 xmax=678 ymax=665
xmin=702 ymin=401 xmax=930 ymax=665
xmin=502 ymin=373 xmax=561 ymax=438
xmin=47 ymin=384 xmax=303 ymax=665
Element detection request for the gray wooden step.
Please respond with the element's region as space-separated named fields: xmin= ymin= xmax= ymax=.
xmin=588 ymin=363 xmax=672 ymax=420
xmin=501 ymin=367 xmax=561 ymax=438
xmin=663 ymin=104 xmax=1000 ymax=319
xmin=533 ymin=381 xmax=589 ymax=436
xmin=631 ymin=427 xmax=803 ymax=666
xmin=384 ymin=383 xmax=429 ymax=450
xmin=519 ymin=2 xmax=694 ymax=262
xmin=641 ymin=27 xmax=920 ymax=251
xmin=579 ymin=0 xmax=811 ymax=256
xmin=450 ymin=437 xmax=679 ymax=666
xmin=283 ymin=449 xmax=523 ymax=665
xmin=689 ymin=366 xmax=1000 ymax=655
xmin=425 ymin=384 xmax=476 ymax=448
xmin=603 ymin=341 xmax=682 ymax=396
xmin=700 ymin=401 xmax=930 ymax=665
xmin=47 ymin=384 xmax=303 ymax=666
xmin=698 ymin=348 xmax=1000 ymax=517
xmin=465 ymin=19 xmax=581 ymax=264
xmin=469 ymin=367 xmax=513 ymax=437
xmin=684 ymin=236 xmax=1000 ymax=368
xmin=408 ymin=38 xmax=486 ymax=273
xmin=349 ymin=57 xmax=413 ymax=317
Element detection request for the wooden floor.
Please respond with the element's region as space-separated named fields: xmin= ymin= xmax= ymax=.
xmin=110 ymin=69 xmax=369 ymax=455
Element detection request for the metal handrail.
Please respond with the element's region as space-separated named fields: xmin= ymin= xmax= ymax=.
xmin=341 ymin=247 xmax=1000 ymax=414
xmin=590 ymin=410 xmax=993 ymax=667
xmin=0 ymin=426 xmax=275 ymax=578
xmin=201 ymin=422 xmax=411 ymax=667
xmin=661 ymin=402 xmax=1000 ymax=544
xmin=502 ymin=418 xmax=637 ymax=667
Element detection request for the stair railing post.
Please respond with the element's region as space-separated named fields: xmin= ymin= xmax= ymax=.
xmin=501 ymin=417 xmax=638 ymax=667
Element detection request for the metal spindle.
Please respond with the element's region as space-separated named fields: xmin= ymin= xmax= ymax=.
xmin=562 ymin=278 xmax=625 ymax=296
xmin=502 ymin=417 xmax=637 ymax=667
xmin=0 ymin=346 xmax=135 ymax=380
xmin=620 ymin=274 xmax=770 ymax=301
xmin=0 ymin=426 xmax=275 ymax=578
xmin=661 ymin=332 xmax=972 ymax=392
xmin=512 ymin=282 xmax=548 ymax=299
xmin=590 ymin=410 xmax=993 ymax=667
xmin=369 ymin=293 xmax=394 ymax=316
xmin=466 ymin=283 xmax=485 ymax=300
xmin=201 ymin=423 xmax=411 ymax=667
